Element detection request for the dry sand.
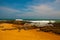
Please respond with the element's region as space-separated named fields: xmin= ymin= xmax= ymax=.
xmin=0 ymin=23 xmax=60 ymax=40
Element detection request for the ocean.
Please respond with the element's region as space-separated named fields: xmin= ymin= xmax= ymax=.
xmin=23 ymin=19 xmax=60 ymax=22
xmin=0 ymin=19 xmax=60 ymax=22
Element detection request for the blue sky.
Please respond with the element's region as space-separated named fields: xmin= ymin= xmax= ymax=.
xmin=0 ymin=0 xmax=60 ymax=19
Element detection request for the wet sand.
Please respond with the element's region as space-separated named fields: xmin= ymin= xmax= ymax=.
xmin=0 ymin=23 xmax=60 ymax=40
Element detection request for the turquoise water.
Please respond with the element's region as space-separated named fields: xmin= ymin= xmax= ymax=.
xmin=24 ymin=19 xmax=60 ymax=22
xmin=0 ymin=19 xmax=60 ymax=22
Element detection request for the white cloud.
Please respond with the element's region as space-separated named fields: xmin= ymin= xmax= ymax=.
xmin=17 ymin=4 xmax=60 ymax=19
xmin=55 ymin=0 xmax=60 ymax=3
xmin=49 ymin=0 xmax=60 ymax=8
xmin=31 ymin=5 xmax=53 ymax=13
xmin=0 ymin=7 xmax=21 ymax=13
xmin=0 ymin=0 xmax=60 ymax=19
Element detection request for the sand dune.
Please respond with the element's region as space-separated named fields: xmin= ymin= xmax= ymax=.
xmin=0 ymin=23 xmax=60 ymax=40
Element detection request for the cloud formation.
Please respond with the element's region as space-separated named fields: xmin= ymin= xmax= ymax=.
xmin=0 ymin=7 xmax=21 ymax=13
xmin=17 ymin=0 xmax=60 ymax=19
xmin=0 ymin=0 xmax=60 ymax=19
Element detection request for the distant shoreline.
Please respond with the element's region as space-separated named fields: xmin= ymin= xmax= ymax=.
xmin=0 ymin=19 xmax=60 ymax=22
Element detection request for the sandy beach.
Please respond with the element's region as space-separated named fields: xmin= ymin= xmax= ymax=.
xmin=0 ymin=23 xmax=60 ymax=40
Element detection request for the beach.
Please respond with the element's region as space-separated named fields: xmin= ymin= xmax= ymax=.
xmin=0 ymin=23 xmax=60 ymax=40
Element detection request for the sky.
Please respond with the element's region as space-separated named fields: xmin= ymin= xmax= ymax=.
xmin=0 ymin=0 xmax=60 ymax=19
